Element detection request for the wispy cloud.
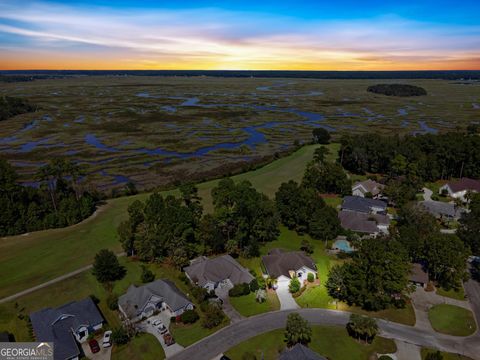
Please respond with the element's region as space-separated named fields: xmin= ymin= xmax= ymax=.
xmin=0 ymin=0 xmax=479 ymax=69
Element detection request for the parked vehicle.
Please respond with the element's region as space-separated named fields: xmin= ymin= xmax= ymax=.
xmin=89 ymin=339 xmax=100 ymax=353
xmin=152 ymin=319 xmax=168 ymax=334
xmin=102 ymin=330 xmax=112 ymax=347
xmin=163 ymin=333 xmax=175 ymax=346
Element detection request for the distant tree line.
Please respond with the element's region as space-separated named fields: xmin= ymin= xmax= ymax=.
xmin=367 ymin=84 xmax=427 ymax=96
xmin=0 ymin=96 xmax=37 ymax=121
xmin=339 ymin=132 xmax=480 ymax=181
xmin=0 ymin=159 xmax=97 ymax=236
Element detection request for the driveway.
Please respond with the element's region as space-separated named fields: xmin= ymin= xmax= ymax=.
xmin=169 ymin=308 xmax=480 ymax=360
xmin=81 ymin=340 xmax=112 ymax=360
xmin=276 ymin=281 xmax=300 ymax=310
xmin=422 ymin=187 xmax=433 ymax=201
xmin=394 ymin=340 xmax=421 ymax=360
xmin=215 ymin=287 xmax=244 ymax=323
xmin=138 ymin=314 xmax=184 ymax=358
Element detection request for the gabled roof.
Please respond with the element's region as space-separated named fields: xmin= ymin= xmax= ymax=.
xmin=262 ymin=249 xmax=316 ymax=279
xmin=30 ymin=298 xmax=104 ymax=360
xmin=446 ymin=178 xmax=480 ymax=193
xmin=342 ymin=196 xmax=387 ymax=213
xmin=184 ymin=255 xmax=254 ymax=287
xmin=410 ymin=263 xmax=429 ymax=284
xmin=419 ymin=201 xmax=464 ymax=218
xmin=279 ymin=344 xmax=327 ymax=360
xmin=118 ymin=279 xmax=192 ymax=318
xmin=352 ymin=179 xmax=384 ymax=196
xmin=339 ymin=210 xmax=389 ymax=234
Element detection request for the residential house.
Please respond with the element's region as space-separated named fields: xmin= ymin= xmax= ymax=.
xmin=118 ymin=279 xmax=193 ymax=322
xmin=262 ymin=248 xmax=317 ymax=286
xmin=30 ymin=298 xmax=104 ymax=360
xmin=184 ymin=255 xmax=254 ymax=291
xmin=439 ymin=178 xmax=480 ymax=201
xmin=279 ymin=343 xmax=327 ymax=360
xmin=419 ymin=201 xmax=464 ymax=221
xmin=341 ymin=196 xmax=387 ymax=214
xmin=338 ymin=210 xmax=390 ymax=236
xmin=409 ymin=263 xmax=429 ymax=289
xmin=352 ymin=179 xmax=385 ymax=199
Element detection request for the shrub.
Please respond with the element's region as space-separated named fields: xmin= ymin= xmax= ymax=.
xmin=307 ymin=273 xmax=315 ymax=283
xmin=255 ymin=289 xmax=267 ymax=303
xmin=111 ymin=327 xmax=130 ymax=345
xmin=191 ymin=286 xmax=209 ymax=302
xmin=106 ymin=293 xmax=119 ymax=311
xmin=181 ymin=309 xmax=200 ymax=324
xmin=425 ymin=351 xmax=443 ymax=360
xmin=229 ymin=283 xmax=250 ymax=297
xmin=201 ymin=304 xmax=225 ymax=329
xmin=257 ymin=276 xmax=266 ymax=290
xmin=300 ymin=239 xmax=314 ymax=254
xmin=249 ymin=279 xmax=259 ymax=292
xmin=178 ymin=273 xmax=189 ymax=284
xmin=378 ymin=356 xmax=393 ymax=360
xmin=289 ymin=277 xmax=301 ymax=293
xmin=140 ymin=265 xmax=155 ymax=283
xmin=170 ymin=316 xmax=177 ymax=323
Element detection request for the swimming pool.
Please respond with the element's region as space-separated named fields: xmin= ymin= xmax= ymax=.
xmin=333 ymin=239 xmax=354 ymax=253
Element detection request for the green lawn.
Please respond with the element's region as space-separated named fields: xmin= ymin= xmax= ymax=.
xmin=112 ymin=333 xmax=165 ymax=360
xmin=0 ymin=257 xmax=227 ymax=344
xmin=230 ymin=290 xmax=280 ymax=317
xmin=224 ymin=326 xmax=396 ymax=360
xmin=436 ymin=287 xmax=466 ymax=301
xmin=421 ymin=348 xmax=474 ymax=360
xmin=340 ymin=303 xmax=416 ymax=326
xmin=170 ymin=317 xmax=229 ymax=347
xmin=428 ymin=304 xmax=476 ymax=336
xmin=0 ymin=144 xmax=327 ymax=300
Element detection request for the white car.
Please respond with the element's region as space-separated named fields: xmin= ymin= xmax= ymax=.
xmin=152 ymin=320 xmax=168 ymax=334
xmin=102 ymin=330 xmax=112 ymax=348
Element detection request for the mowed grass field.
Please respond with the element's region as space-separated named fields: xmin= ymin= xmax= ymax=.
xmin=0 ymin=143 xmax=322 ymax=299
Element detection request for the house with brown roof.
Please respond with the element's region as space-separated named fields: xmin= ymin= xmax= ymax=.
xmin=409 ymin=263 xmax=429 ymax=288
xmin=439 ymin=177 xmax=480 ymax=201
xmin=184 ymin=255 xmax=254 ymax=291
xmin=352 ymin=179 xmax=385 ymax=199
xmin=262 ymin=249 xmax=317 ymax=286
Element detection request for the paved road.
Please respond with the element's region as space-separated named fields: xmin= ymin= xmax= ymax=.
xmin=0 ymin=252 xmax=126 ymax=304
xmin=169 ymin=308 xmax=480 ymax=360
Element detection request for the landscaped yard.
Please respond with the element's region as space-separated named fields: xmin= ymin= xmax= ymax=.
xmin=436 ymin=287 xmax=466 ymax=301
xmin=428 ymin=304 xmax=476 ymax=336
xmin=224 ymin=325 xmax=397 ymax=360
xmin=112 ymin=333 xmax=165 ymax=360
xmin=170 ymin=317 xmax=229 ymax=347
xmin=421 ymin=348 xmax=474 ymax=360
xmin=230 ymin=290 xmax=280 ymax=317
xmin=0 ymin=257 xmax=227 ymax=346
xmin=0 ymin=143 xmax=325 ymax=300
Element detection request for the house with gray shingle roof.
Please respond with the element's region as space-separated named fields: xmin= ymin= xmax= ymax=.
xmin=342 ymin=196 xmax=387 ymax=214
xmin=30 ymin=297 xmax=104 ymax=360
xmin=419 ymin=200 xmax=464 ymax=220
xmin=279 ymin=344 xmax=327 ymax=360
xmin=184 ymin=255 xmax=254 ymax=291
xmin=339 ymin=210 xmax=390 ymax=235
xmin=118 ymin=279 xmax=193 ymax=321
xmin=262 ymin=249 xmax=317 ymax=286
xmin=352 ymin=179 xmax=385 ymax=199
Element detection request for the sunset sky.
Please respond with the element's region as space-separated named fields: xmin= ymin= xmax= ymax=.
xmin=0 ymin=0 xmax=479 ymax=70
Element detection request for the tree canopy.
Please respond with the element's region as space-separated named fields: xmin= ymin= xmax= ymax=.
xmin=0 ymin=159 xmax=97 ymax=236
xmin=0 ymin=96 xmax=37 ymax=121
xmin=326 ymin=237 xmax=410 ymax=310
xmin=284 ymin=313 xmax=312 ymax=347
xmin=367 ymin=84 xmax=427 ymax=97
xmin=92 ymin=249 xmax=126 ymax=283
xmin=458 ymin=193 xmax=480 ymax=255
